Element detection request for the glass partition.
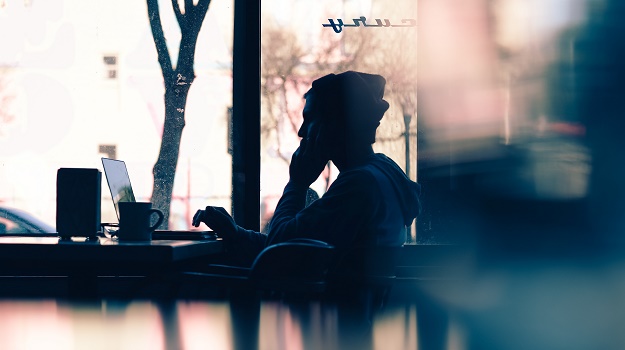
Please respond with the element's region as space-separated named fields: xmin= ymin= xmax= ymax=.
xmin=261 ymin=0 xmax=597 ymax=245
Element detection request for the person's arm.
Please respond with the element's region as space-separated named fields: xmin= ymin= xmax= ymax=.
xmin=264 ymin=134 xmax=328 ymax=241
xmin=266 ymin=169 xmax=377 ymax=248
xmin=263 ymin=136 xmax=330 ymax=244
xmin=192 ymin=206 xmax=267 ymax=263
xmin=264 ymin=180 xmax=309 ymax=245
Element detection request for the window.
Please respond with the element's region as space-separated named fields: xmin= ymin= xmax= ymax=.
xmin=0 ymin=0 xmax=598 ymax=244
xmin=0 ymin=0 xmax=234 ymax=230
xmin=415 ymin=0 xmax=589 ymax=244
xmin=260 ymin=0 xmax=418 ymax=240
xmin=102 ymin=55 xmax=118 ymax=79
xmin=258 ymin=0 xmax=592 ymax=245
xmin=98 ymin=144 xmax=117 ymax=159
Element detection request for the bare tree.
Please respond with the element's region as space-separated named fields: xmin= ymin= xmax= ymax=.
xmin=147 ymin=0 xmax=212 ymax=228
xmin=260 ymin=20 xmax=378 ymax=169
xmin=261 ymin=20 xmax=307 ymax=164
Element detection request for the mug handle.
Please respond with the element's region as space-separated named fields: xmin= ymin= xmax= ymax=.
xmin=148 ymin=209 xmax=165 ymax=231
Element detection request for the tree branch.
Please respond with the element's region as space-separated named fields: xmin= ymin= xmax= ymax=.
xmin=172 ymin=0 xmax=185 ymax=29
xmin=147 ymin=0 xmax=174 ymax=84
xmin=188 ymin=0 xmax=211 ymax=33
xmin=175 ymin=0 xmax=210 ymax=83
xmin=184 ymin=0 xmax=193 ymax=13
xmin=195 ymin=0 xmax=212 ymax=22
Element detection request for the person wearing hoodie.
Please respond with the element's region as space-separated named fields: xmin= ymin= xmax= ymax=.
xmin=192 ymin=71 xmax=421 ymax=267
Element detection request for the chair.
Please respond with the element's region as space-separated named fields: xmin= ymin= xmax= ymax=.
xmin=326 ymin=245 xmax=403 ymax=312
xmin=179 ymin=238 xmax=336 ymax=299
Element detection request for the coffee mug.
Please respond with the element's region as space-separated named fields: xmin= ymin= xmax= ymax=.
xmin=118 ymin=202 xmax=164 ymax=241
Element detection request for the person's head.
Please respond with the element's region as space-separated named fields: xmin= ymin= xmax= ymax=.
xmin=298 ymin=71 xmax=390 ymax=163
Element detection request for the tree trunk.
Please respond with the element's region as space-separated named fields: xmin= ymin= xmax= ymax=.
xmin=146 ymin=0 xmax=211 ymax=229
xmin=151 ymin=85 xmax=189 ymax=229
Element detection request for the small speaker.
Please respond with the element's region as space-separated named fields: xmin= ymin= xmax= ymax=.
xmin=56 ymin=168 xmax=101 ymax=239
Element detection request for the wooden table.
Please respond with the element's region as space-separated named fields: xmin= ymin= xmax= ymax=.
xmin=0 ymin=235 xmax=223 ymax=297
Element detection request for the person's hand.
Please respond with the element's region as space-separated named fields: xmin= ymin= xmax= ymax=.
xmin=289 ymin=137 xmax=329 ymax=188
xmin=192 ymin=206 xmax=238 ymax=238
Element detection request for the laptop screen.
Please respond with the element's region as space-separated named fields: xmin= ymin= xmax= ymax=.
xmin=101 ymin=158 xmax=136 ymax=220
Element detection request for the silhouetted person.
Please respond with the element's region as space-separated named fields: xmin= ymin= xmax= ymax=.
xmin=193 ymin=71 xmax=421 ymax=266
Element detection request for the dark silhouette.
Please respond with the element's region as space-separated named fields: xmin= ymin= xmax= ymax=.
xmin=193 ymin=71 xmax=421 ymax=266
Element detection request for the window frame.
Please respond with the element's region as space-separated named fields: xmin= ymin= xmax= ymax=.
xmin=232 ymin=0 xmax=261 ymax=231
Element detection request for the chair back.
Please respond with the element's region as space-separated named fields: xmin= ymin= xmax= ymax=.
xmin=327 ymin=245 xmax=403 ymax=305
xmin=249 ymin=238 xmax=336 ymax=294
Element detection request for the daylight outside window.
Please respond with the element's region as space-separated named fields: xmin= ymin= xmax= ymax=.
xmin=260 ymin=0 xmax=591 ymax=245
xmin=0 ymin=0 xmax=234 ymax=230
xmin=260 ymin=0 xmax=419 ymax=241
xmin=0 ymin=0 xmax=598 ymax=244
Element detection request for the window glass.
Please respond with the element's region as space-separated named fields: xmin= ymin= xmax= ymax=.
xmin=416 ymin=0 xmax=589 ymax=244
xmin=260 ymin=0 xmax=419 ymax=239
xmin=0 ymin=0 xmax=233 ymax=229
xmin=261 ymin=0 xmax=592 ymax=244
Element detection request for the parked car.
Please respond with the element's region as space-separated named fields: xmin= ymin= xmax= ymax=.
xmin=0 ymin=206 xmax=56 ymax=234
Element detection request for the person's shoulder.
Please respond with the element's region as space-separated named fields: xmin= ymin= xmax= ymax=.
xmin=345 ymin=154 xmax=396 ymax=176
xmin=370 ymin=153 xmax=402 ymax=168
xmin=327 ymin=168 xmax=380 ymax=203
xmin=337 ymin=165 xmax=377 ymax=182
xmin=332 ymin=159 xmax=384 ymax=191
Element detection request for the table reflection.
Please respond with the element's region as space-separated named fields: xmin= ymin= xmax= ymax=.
xmin=0 ymin=299 xmax=443 ymax=350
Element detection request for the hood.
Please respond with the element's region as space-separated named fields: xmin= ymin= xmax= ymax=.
xmin=369 ymin=154 xmax=422 ymax=226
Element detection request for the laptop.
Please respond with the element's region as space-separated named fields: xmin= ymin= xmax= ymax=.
xmin=101 ymin=158 xmax=216 ymax=240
